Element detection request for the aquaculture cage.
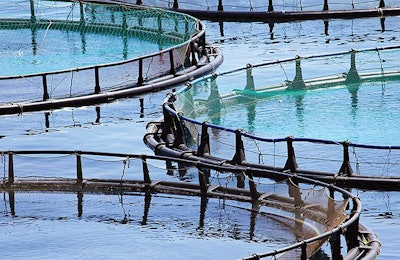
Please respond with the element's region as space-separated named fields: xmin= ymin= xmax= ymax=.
xmin=145 ymin=46 xmax=400 ymax=191
xmin=0 ymin=0 xmax=222 ymax=114
xmin=0 ymin=150 xmax=379 ymax=259
xmin=131 ymin=0 xmax=400 ymax=21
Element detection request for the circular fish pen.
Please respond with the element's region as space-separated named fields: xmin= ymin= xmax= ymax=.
xmin=145 ymin=46 xmax=400 ymax=190
xmin=0 ymin=0 xmax=222 ymax=114
xmin=0 ymin=150 xmax=379 ymax=259
xmin=132 ymin=0 xmax=400 ymax=22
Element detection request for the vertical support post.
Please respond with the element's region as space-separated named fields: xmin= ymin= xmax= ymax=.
xmin=197 ymin=122 xmax=210 ymax=156
xmin=338 ymin=141 xmax=353 ymax=176
xmin=94 ymin=66 xmax=101 ymax=94
xmin=138 ymin=58 xmax=144 ymax=85
xmin=79 ymin=2 xmax=85 ymax=24
xmin=244 ymin=64 xmax=255 ymax=91
xmin=284 ymin=136 xmax=299 ymax=172
xmin=379 ymin=0 xmax=385 ymax=8
xmin=218 ymin=0 xmax=223 ymax=11
xmin=30 ymin=0 xmax=36 ymax=22
xmin=76 ymin=152 xmax=83 ymax=184
xmin=289 ymin=56 xmax=306 ymax=90
xmin=346 ymin=208 xmax=360 ymax=250
xmin=246 ymin=170 xmax=259 ymax=200
xmin=268 ymin=0 xmax=274 ymax=12
xmin=169 ymin=49 xmax=176 ymax=75
xmin=8 ymin=152 xmax=14 ymax=185
xmin=197 ymin=165 xmax=208 ymax=195
xmin=173 ymin=0 xmax=179 ymax=9
xmin=190 ymin=41 xmax=198 ymax=66
xmin=136 ymin=0 xmax=142 ymax=5
xmin=330 ymin=228 xmax=342 ymax=259
xmin=157 ymin=14 xmax=162 ymax=34
xmin=142 ymin=155 xmax=151 ymax=184
xmin=323 ymin=0 xmax=329 ymax=11
xmin=345 ymin=49 xmax=361 ymax=85
xmin=231 ymin=129 xmax=246 ymax=165
xmin=301 ymin=242 xmax=307 ymax=260
xmin=42 ymin=74 xmax=49 ymax=101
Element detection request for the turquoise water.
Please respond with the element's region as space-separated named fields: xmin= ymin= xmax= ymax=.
xmin=2 ymin=12 xmax=400 ymax=259
xmin=0 ymin=28 xmax=170 ymax=76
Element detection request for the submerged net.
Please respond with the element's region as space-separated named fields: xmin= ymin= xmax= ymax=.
xmin=0 ymin=0 xmax=201 ymax=105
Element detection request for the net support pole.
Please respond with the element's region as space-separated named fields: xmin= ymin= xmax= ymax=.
xmin=30 ymin=0 xmax=36 ymax=22
xmin=323 ymin=0 xmax=329 ymax=11
xmin=284 ymin=136 xmax=299 ymax=172
xmin=338 ymin=141 xmax=353 ymax=177
xmin=94 ymin=66 xmax=101 ymax=94
xmin=379 ymin=0 xmax=385 ymax=8
xmin=190 ymin=42 xmax=198 ymax=66
xmin=330 ymin=228 xmax=343 ymax=260
xmin=345 ymin=50 xmax=361 ymax=85
xmin=141 ymin=155 xmax=151 ymax=184
xmin=173 ymin=0 xmax=179 ymax=9
xmin=169 ymin=50 xmax=176 ymax=75
xmin=76 ymin=152 xmax=83 ymax=184
xmin=268 ymin=0 xmax=274 ymax=12
xmin=289 ymin=56 xmax=306 ymax=90
xmin=218 ymin=0 xmax=223 ymax=11
xmin=197 ymin=165 xmax=208 ymax=195
xmin=79 ymin=2 xmax=85 ymax=25
xmin=246 ymin=170 xmax=259 ymax=200
xmin=136 ymin=0 xmax=142 ymax=5
xmin=7 ymin=152 xmax=14 ymax=185
xmin=138 ymin=58 xmax=144 ymax=85
xmin=301 ymin=242 xmax=307 ymax=260
xmin=42 ymin=74 xmax=49 ymax=101
xmin=245 ymin=64 xmax=255 ymax=91
xmin=197 ymin=122 xmax=210 ymax=156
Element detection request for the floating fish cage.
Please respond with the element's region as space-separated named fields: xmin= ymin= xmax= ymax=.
xmin=145 ymin=46 xmax=400 ymax=191
xmin=132 ymin=0 xmax=400 ymax=21
xmin=0 ymin=0 xmax=222 ymax=114
xmin=0 ymin=150 xmax=379 ymax=259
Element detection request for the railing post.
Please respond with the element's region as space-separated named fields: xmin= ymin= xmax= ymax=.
xmin=30 ymin=0 xmax=36 ymax=22
xmin=323 ymin=0 xmax=329 ymax=11
xmin=42 ymin=74 xmax=49 ymax=101
xmin=173 ymin=0 xmax=179 ymax=9
xmin=379 ymin=0 xmax=385 ymax=8
xmin=190 ymin=41 xmax=198 ymax=66
xmin=246 ymin=170 xmax=259 ymax=200
xmin=284 ymin=136 xmax=299 ymax=172
xmin=197 ymin=122 xmax=210 ymax=156
xmin=76 ymin=152 xmax=83 ymax=183
xmin=197 ymin=165 xmax=208 ymax=195
xmin=94 ymin=66 xmax=101 ymax=94
xmin=244 ymin=64 xmax=255 ymax=91
xmin=301 ymin=241 xmax=307 ymax=260
xmin=136 ymin=0 xmax=142 ymax=5
xmin=268 ymin=0 xmax=274 ymax=12
xmin=8 ymin=152 xmax=14 ymax=185
xmin=218 ymin=0 xmax=223 ymax=11
xmin=138 ymin=58 xmax=144 ymax=85
xmin=330 ymin=228 xmax=343 ymax=260
xmin=338 ymin=141 xmax=353 ymax=176
xmin=231 ymin=129 xmax=246 ymax=165
xmin=141 ymin=155 xmax=151 ymax=184
xmin=169 ymin=50 xmax=176 ymax=75
xmin=79 ymin=2 xmax=85 ymax=24
xmin=345 ymin=49 xmax=361 ymax=85
xmin=345 ymin=209 xmax=360 ymax=250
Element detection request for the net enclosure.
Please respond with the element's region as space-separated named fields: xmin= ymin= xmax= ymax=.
xmin=145 ymin=46 xmax=400 ymax=191
xmin=0 ymin=0 xmax=221 ymax=113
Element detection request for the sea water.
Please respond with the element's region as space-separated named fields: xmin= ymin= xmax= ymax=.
xmin=1 ymin=12 xmax=400 ymax=260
